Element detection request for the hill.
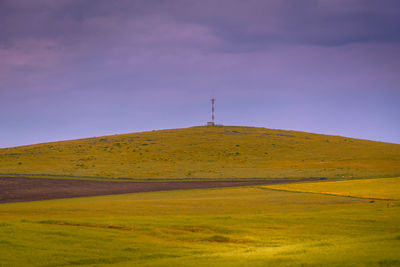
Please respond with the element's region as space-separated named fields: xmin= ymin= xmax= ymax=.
xmin=0 ymin=126 xmax=399 ymax=179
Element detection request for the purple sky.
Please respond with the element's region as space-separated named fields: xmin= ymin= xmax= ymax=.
xmin=1 ymin=0 xmax=400 ymax=148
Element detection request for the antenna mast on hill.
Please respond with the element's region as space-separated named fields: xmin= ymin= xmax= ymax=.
xmin=212 ymin=98 xmax=215 ymax=124
xmin=207 ymin=98 xmax=215 ymax=126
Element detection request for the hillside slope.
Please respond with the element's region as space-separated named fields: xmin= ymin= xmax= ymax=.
xmin=0 ymin=126 xmax=399 ymax=179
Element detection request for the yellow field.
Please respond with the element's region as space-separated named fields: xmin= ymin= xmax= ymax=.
xmin=0 ymin=180 xmax=399 ymax=266
xmin=263 ymin=177 xmax=400 ymax=200
xmin=1 ymin=126 xmax=399 ymax=179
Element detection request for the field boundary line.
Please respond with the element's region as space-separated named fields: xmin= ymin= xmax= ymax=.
xmin=259 ymin=186 xmax=397 ymax=201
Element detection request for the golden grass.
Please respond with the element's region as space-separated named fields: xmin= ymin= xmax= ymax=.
xmin=263 ymin=177 xmax=400 ymax=200
xmin=1 ymin=126 xmax=399 ymax=179
xmin=0 ymin=185 xmax=399 ymax=266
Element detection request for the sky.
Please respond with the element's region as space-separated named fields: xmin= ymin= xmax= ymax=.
xmin=0 ymin=0 xmax=399 ymax=148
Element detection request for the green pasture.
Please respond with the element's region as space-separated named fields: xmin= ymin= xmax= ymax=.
xmin=1 ymin=126 xmax=399 ymax=179
xmin=264 ymin=177 xmax=400 ymax=200
xmin=1 ymin=180 xmax=399 ymax=266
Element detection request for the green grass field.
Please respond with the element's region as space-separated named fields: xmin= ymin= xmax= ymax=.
xmin=1 ymin=126 xmax=399 ymax=265
xmin=1 ymin=178 xmax=399 ymax=266
xmin=264 ymin=177 xmax=400 ymax=200
xmin=1 ymin=126 xmax=400 ymax=179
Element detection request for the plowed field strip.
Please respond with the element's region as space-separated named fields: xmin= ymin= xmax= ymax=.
xmin=0 ymin=177 xmax=318 ymax=203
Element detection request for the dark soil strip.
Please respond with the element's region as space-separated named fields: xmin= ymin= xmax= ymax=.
xmin=0 ymin=177 xmax=319 ymax=204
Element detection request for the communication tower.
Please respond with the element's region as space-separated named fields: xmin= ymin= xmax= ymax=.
xmin=207 ymin=98 xmax=215 ymax=126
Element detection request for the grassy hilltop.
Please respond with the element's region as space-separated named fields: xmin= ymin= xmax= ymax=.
xmin=0 ymin=126 xmax=399 ymax=179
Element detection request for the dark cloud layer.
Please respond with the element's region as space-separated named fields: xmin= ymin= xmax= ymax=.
xmin=0 ymin=0 xmax=399 ymax=147
xmin=3 ymin=0 xmax=400 ymax=46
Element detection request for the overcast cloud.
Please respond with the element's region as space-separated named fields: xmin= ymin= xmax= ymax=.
xmin=0 ymin=0 xmax=399 ymax=147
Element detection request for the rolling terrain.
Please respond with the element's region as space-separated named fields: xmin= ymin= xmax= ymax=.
xmin=1 ymin=126 xmax=399 ymax=266
xmin=1 ymin=126 xmax=399 ymax=179
xmin=0 ymin=179 xmax=399 ymax=266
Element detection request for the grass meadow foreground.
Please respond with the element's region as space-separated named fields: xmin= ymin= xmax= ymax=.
xmin=1 ymin=178 xmax=400 ymax=266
